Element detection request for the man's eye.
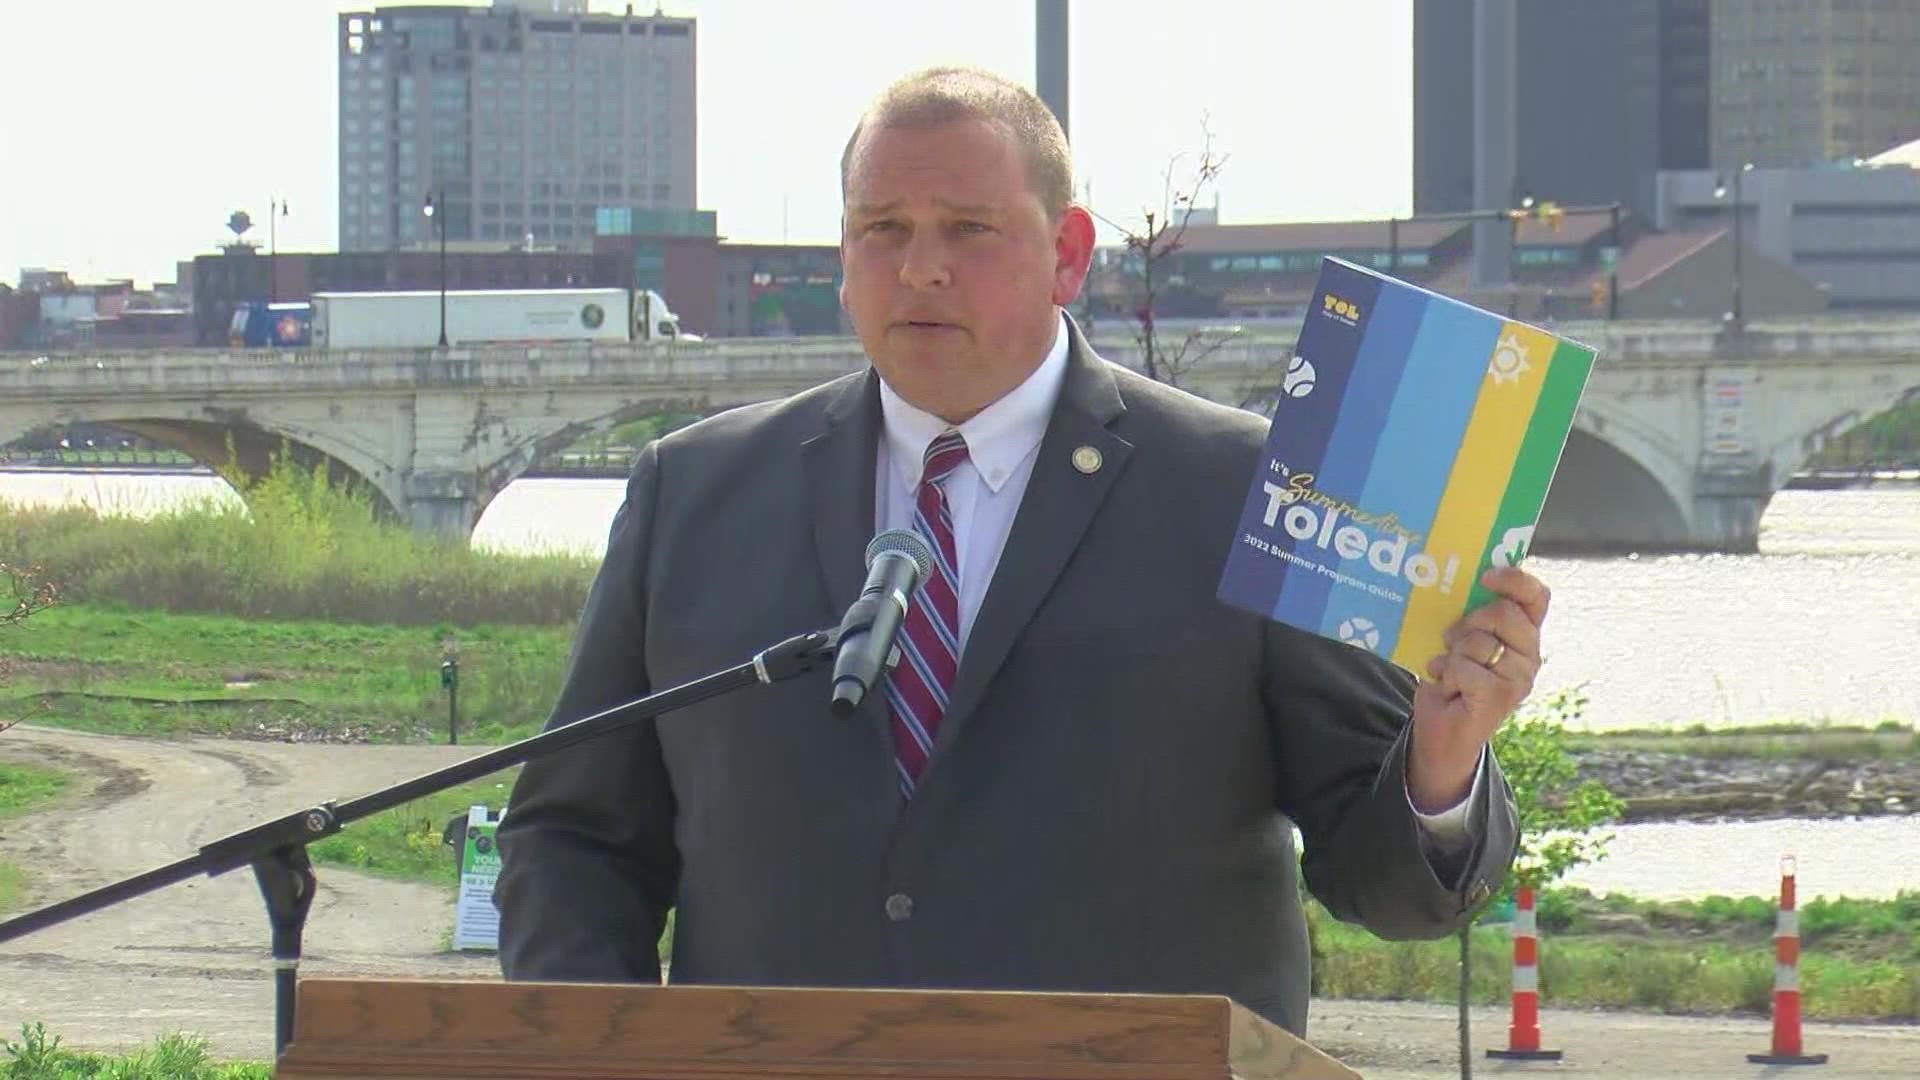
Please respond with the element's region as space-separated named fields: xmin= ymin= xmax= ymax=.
xmin=956 ymin=221 xmax=990 ymax=234
xmin=865 ymin=220 xmax=900 ymax=234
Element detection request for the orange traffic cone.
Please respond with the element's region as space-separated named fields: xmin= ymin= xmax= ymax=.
xmin=1747 ymin=855 xmax=1827 ymax=1066
xmin=1486 ymin=886 xmax=1562 ymax=1061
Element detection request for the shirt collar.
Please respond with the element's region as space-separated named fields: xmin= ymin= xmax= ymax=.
xmin=878 ymin=312 xmax=1070 ymax=494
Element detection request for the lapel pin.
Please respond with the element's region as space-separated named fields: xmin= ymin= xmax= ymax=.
xmin=1071 ymin=445 xmax=1103 ymax=474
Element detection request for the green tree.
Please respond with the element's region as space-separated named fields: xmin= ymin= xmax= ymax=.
xmin=1492 ymin=684 xmax=1626 ymax=897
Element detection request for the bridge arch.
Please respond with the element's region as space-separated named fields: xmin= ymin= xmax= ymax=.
xmin=0 ymin=410 xmax=407 ymax=523
xmin=1534 ymin=402 xmax=1693 ymax=552
xmin=471 ymin=399 xmax=715 ymax=516
xmin=1773 ymin=381 xmax=1920 ymax=484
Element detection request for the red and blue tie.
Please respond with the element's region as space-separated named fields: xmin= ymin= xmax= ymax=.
xmin=886 ymin=430 xmax=968 ymax=795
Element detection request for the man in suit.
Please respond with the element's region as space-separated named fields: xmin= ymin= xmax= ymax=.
xmin=495 ymin=66 xmax=1546 ymax=1036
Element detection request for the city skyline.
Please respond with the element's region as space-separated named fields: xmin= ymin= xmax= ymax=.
xmin=1 ymin=0 xmax=1415 ymax=288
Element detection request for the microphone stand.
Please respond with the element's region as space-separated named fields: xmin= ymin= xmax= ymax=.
xmin=0 ymin=626 xmax=841 ymax=1058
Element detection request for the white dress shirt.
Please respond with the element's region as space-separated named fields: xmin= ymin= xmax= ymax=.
xmin=875 ymin=315 xmax=1070 ymax=651
xmin=871 ymin=313 xmax=1483 ymax=860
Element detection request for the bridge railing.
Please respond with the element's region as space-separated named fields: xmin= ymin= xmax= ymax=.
xmin=5 ymin=316 xmax=1920 ymax=397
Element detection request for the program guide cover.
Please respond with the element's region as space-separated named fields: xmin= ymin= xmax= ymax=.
xmin=1217 ymin=256 xmax=1596 ymax=672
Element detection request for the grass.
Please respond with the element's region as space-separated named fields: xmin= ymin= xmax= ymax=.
xmin=0 ymin=453 xmax=589 ymax=743
xmin=1536 ymin=886 xmax=1920 ymax=952
xmin=1 ymin=1024 xmax=266 ymax=1080
xmin=0 ymin=762 xmax=69 ymax=912
xmin=1311 ymin=886 xmax=1920 ymax=1022
xmin=0 ymin=449 xmax=596 ymax=628
xmin=1317 ymin=921 xmax=1919 ymax=1020
xmin=0 ymin=603 xmax=572 ymax=744
xmin=308 ymin=774 xmax=518 ymax=887
xmin=0 ymin=761 xmax=68 ymax=818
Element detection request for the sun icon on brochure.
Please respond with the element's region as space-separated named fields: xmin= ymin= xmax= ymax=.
xmin=1488 ymin=333 xmax=1531 ymax=385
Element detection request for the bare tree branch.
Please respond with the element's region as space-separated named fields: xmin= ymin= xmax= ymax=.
xmin=1 ymin=562 xmax=56 ymax=628
xmin=1233 ymin=351 xmax=1292 ymax=413
xmin=1159 ymin=326 xmax=1237 ymax=389
xmin=1 ymin=563 xmax=57 ymax=733
xmin=1097 ymin=117 xmax=1228 ymax=387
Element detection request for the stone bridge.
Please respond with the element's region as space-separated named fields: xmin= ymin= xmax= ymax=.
xmin=3 ymin=317 xmax=1917 ymax=551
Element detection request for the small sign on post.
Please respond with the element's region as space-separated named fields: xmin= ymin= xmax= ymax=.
xmin=452 ymin=804 xmax=504 ymax=951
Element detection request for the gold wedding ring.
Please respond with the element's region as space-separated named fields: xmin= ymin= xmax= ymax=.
xmin=1486 ymin=642 xmax=1508 ymax=668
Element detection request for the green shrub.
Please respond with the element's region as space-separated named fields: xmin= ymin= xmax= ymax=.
xmin=0 ymin=453 xmax=596 ymax=628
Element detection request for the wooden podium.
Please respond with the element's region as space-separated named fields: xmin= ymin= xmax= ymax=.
xmin=274 ymin=979 xmax=1361 ymax=1079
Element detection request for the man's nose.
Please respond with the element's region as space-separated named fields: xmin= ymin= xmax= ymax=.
xmin=897 ymin=231 xmax=952 ymax=290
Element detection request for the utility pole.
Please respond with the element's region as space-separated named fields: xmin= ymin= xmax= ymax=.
xmin=1036 ymin=1 xmax=1069 ymax=140
xmin=1471 ymin=0 xmax=1517 ymax=289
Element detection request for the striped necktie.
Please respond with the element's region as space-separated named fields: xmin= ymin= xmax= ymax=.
xmin=886 ymin=430 xmax=969 ymax=796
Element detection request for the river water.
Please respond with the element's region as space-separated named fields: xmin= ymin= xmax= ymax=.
xmin=3 ymin=471 xmax=1917 ymax=899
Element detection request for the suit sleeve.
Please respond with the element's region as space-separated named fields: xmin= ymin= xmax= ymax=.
xmin=493 ymin=438 xmax=679 ymax=982
xmin=1262 ymin=621 xmax=1518 ymax=938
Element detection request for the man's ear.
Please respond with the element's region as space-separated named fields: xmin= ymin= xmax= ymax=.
xmin=1051 ymin=205 xmax=1096 ymax=307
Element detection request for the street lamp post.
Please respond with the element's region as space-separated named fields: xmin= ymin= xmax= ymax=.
xmin=1714 ymin=163 xmax=1753 ymax=324
xmin=1607 ymin=202 xmax=1621 ymax=320
xmin=423 ymin=188 xmax=448 ymax=347
xmin=268 ymin=197 xmax=289 ymax=303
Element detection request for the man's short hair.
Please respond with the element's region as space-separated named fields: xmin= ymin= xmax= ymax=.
xmin=841 ymin=66 xmax=1074 ymax=220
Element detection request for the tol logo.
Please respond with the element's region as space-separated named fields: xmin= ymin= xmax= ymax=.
xmin=1322 ymin=293 xmax=1361 ymax=325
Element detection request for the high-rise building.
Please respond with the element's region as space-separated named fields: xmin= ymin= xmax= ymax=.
xmin=1414 ymin=0 xmax=1711 ymax=220
xmin=337 ymin=1 xmax=696 ymax=254
xmin=1712 ymin=0 xmax=1920 ymax=169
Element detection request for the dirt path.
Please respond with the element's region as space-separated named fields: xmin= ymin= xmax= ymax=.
xmin=0 ymin=725 xmax=497 ymax=1058
xmin=2 ymin=726 xmax=1914 ymax=1076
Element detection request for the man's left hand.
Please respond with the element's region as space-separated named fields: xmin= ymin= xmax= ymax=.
xmin=1407 ymin=566 xmax=1551 ymax=812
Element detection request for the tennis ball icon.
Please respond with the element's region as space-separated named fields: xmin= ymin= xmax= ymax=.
xmin=1283 ymin=355 xmax=1317 ymax=398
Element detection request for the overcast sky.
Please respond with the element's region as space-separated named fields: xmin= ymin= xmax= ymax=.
xmin=0 ymin=0 xmax=1414 ymax=287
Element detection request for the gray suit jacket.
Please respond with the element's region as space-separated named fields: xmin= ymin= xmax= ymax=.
xmin=494 ymin=322 xmax=1518 ymax=1035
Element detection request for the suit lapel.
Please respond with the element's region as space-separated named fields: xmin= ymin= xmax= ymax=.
xmin=800 ymin=368 xmax=882 ymax=656
xmin=934 ymin=322 xmax=1132 ymax=757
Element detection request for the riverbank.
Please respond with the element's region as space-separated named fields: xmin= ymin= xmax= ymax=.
xmin=1572 ymin=725 xmax=1920 ymax=822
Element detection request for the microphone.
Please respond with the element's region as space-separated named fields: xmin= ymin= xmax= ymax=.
xmin=830 ymin=529 xmax=934 ymax=718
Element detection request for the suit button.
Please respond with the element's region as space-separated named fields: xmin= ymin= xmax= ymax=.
xmin=884 ymin=893 xmax=914 ymax=922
